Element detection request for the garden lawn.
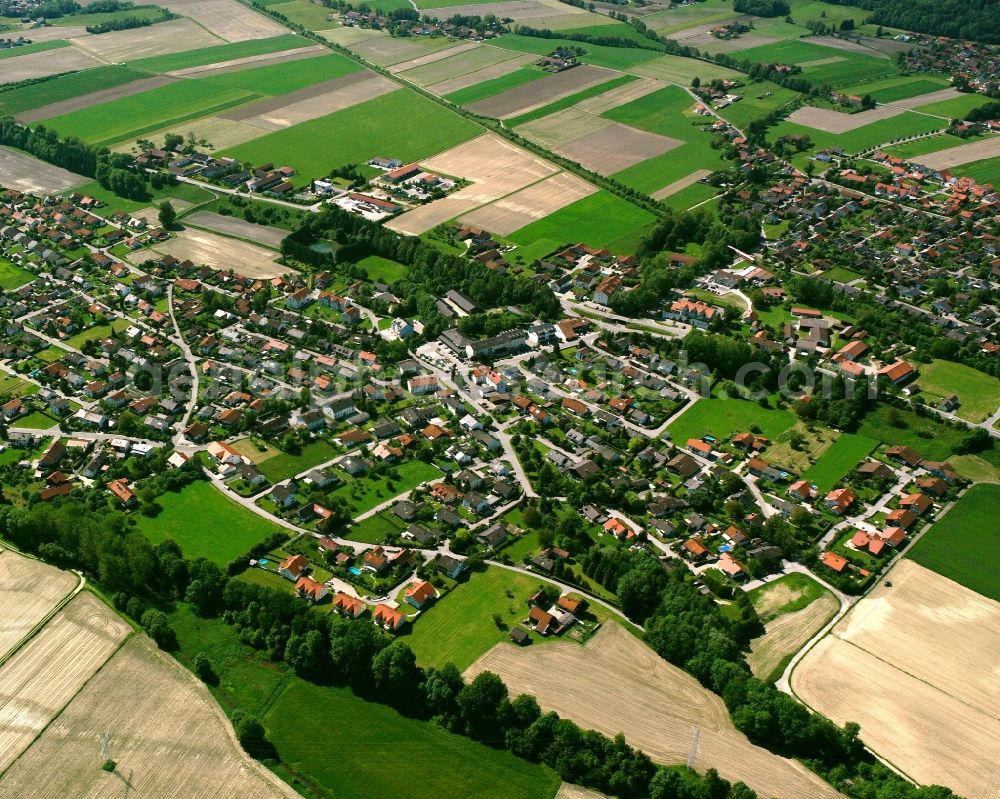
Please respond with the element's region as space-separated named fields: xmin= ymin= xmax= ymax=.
xmin=326 ymin=460 xmax=441 ymax=516
xmin=222 ymin=89 xmax=481 ymax=186
xmin=63 ymin=318 xmax=129 ymax=349
xmin=128 ymin=34 xmax=306 ymax=72
xmin=823 ymin=266 xmax=862 ymax=283
xmin=446 ymin=68 xmax=544 ymax=106
xmin=508 ymin=190 xmax=656 ymax=255
xmin=907 ymin=484 xmax=1000 ymax=602
xmin=354 ymin=254 xmax=408 ymax=283
xmin=41 ymin=80 xmax=261 ymax=147
xmin=406 ymin=566 xmax=555 ymax=670
xmin=15 ymin=410 xmax=58 ymax=429
xmin=799 ymin=433 xmax=878 ymax=492
xmin=344 ymin=511 xmax=405 ymax=544
xmin=257 ymin=439 xmax=339 ymax=482
xmin=266 ymin=681 xmax=560 ymax=799
xmin=667 ymin=398 xmax=796 ymax=443
xmin=0 ymin=259 xmax=34 ymax=289
xmin=915 ymin=360 xmax=999 ymax=423
xmin=199 ymin=52 xmax=359 ymax=95
xmin=136 ymin=480 xmax=280 ymax=564
xmin=0 ymin=65 xmax=151 ymax=117
xmin=857 ymin=405 xmax=986 ymax=464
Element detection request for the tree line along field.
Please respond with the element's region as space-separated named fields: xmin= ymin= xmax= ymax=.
xmin=907 ymin=483 xmax=1000 ymax=602
xmin=168 ymin=603 xmax=561 ymax=799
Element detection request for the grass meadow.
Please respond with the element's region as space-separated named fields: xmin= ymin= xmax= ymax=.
xmin=128 ymin=33 xmax=306 ymax=72
xmin=799 ymin=433 xmax=878 ymax=492
xmin=447 ymin=68 xmax=545 ymax=106
xmin=667 ymin=397 xmax=797 ymax=443
xmin=915 ymin=360 xmax=999 ymax=423
xmin=0 ymin=65 xmax=150 ymax=116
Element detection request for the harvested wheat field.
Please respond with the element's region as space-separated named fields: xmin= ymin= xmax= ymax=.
xmin=747 ymin=592 xmax=838 ymax=681
xmin=558 ymin=123 xmax=680 ymax=174
xmin=14 ymin=24 xmax=89 ymax=41
xmin=460 ymin=171 xmax=595 ymax=235
xmin=0 ymin=636 xmax=299 ymax=799
xmin=20 ymin=75 xmax=178 ymax=123
xmin=807 ymin=35 xmax=890 ymax=58
xmin=186 ymin=211 xmax=288 ymax=248
xmin=386 ymin=133 xmax=559 ymax=235
xmin=167 ymin=44 xmax=324 ymax=77
xmin=555 ymin=784 xmax=611 ymax=799
xmin=426 ymin=53 xmax=537 ymax=96
xmin=466 ymin=623 xmax=842 ymax=799
xmin=69 ymin=18 xmax=221 ymax=61
xmin=0 ymin=147 xmax=88 ymax=193
xmin=792 ymin=560 xmax=1000 ymax=798
xmin=517 ymin=107 xmax=615 ymax=149
xmin=0 ymin=46 xmax=102 ymax=86
xmin=223 ymin=72 xmax=398 ymax=130
xmin=158 ymin=0 xmax=287 ymax=41
xmin=347 ymin=34 xmax=454 ymax=67
xmin=651 ymin=168 xmax=712 ymax=200
xmin=575 ymin=77 xmax=665 ymax=114
xmin=153 ymin=229 xmax=291 ymax=278
xmin=0 ymin=550 xmax=77 ymax=660
xmin=388 ymin=41 xmax=481 ymax=75
xmin=914 ymin=136 xmax=1000 ymax=171
xmin=399 ymin=45 xmax=524 ymax=87
xmin=113 ymin=115 xmax=267 ymax=152
xmin=467 ymin=65 xmax=617 ymax=119
xmin=0 ymin=591 xmax=131 ymax=771
xmin=787 ymin=104 xmax=905 ymax=134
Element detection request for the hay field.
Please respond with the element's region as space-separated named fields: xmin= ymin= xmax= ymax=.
xmin=69 ymin=18 xmax=222 ymax=61
xmin=112 ymin=115 xmax=267 ymax=152
xmin=0 ymin=592 xmax=131 ymax=771
xmin=387 ymin=41 xmax=480 ymax=74
xmin=574 ymin=76 xmax=664 ymax=114
xmin=397 ymin=45 xmax=523 ymax=86
xmin=0 ymin=45 xmax=102 ymax=85
xmin=786 ymin=104 xmax=905 ymax=134
xmin=792 ymin=560 xmax=1000 ymax=798
xmin=518 ymin=107 xmax=614 ymax=148
xmin=651 ymin=168 xmax=711 ymax=200
xmin=19 ymin=75 xmax=177 ymax=123
xmin=386 ymin=133 xmax=559 ymax=235
xmin=427 ymin=53 xmax=537 ymax=95
xmin=0 ymin=550 xmax=77 ymax=659
xmin=166 ymin=44 xmax=325 ymax=77
xmin=467 ymin=64 xmax=617 ymax=119
xmin=913 ymin=136 xmax=1000 ymax=171
xmin=158 ymin=0 xmax=288 ymax=41
xmin=459 ymin=170 xmax=596 ymax=235
xmin=555 ymin=785 xmax=610 ymax=799
xmin=628 ymin=53 xmax=741 ymax=84
xmin=222 ymin=71 xmax=397 ymax=130
xmin=466 ymin=624 xmax=842 ymax=799
xmin=153 ymin=229 xmax=291 ymax=278
xmin=0 ymin=636 xmax=299 ymax=799
xmin=0 ymin=147 xmax=88 ymax=193
xmin=747 ymin=592 xmax=838 ymax=681
xmin=186 ymin=211 xmax=288 ymax=248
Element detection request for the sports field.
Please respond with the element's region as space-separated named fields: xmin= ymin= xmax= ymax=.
xmin=915 ymin=360 xmax=999 ymax=423
xmin=907 ymin=484 xmax=1000 ymax=601
xmin=223 ymin=89 xmax=480 ymax=183
xmin=136 ymin=480 xmax=279 ymax=564
xmin=667 ymin=398 xmax=796 ymax=443
xmin=406 ymin=566 xmax=555 ymax=670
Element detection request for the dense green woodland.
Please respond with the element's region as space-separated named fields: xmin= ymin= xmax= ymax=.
xmin=818 ymin=0 xmax=1000 ymax=44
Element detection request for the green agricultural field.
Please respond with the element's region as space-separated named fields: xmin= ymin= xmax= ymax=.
xmin=907 ymin=484 xmax=1000 ymax=602
xmin=771 ymin=111 xmax=945 ymax=154
xmin=856 ymin=405 xmax=997 ymax=467
xmin=494 ymin=34 xmax=662 ymax=71
xmin=505 ymin=74 xmax=637 ymax=127
xmin=641 ymin=0 xmax=734 ymax=35
xmin=223 ymin=89 xmax=480 ymax=184
xmin=747 ymin=572 xmax=829 ymax=622
xmin=839 ymin=75 xmax=949 ymax=104
xmin=70 ymin=179 xmax=218 ymax=214
xmin=446 ymin=68 xmax=545 ymax=106
xmin=799 ymin=433 xmax=878 ymax=492
xmin=882 ymin=133 xmax=974 ymax=160
xmin=915 ymin=92 xmax=995 ymax=120
xmin=660 ymin=181 xmax=719 ymax=210
xmin=629 ymin=52 xmax=742 ymax=85
xmin=951 ymin=155 xmax=1000 ymax=186
xmin=256 ymin=439 xmax=339 ymax=482
xmin=601 ymin=84 xmax=725 ymax=194
xmin=735 ymin=40 xmax=896 ymax=87
xmin=406 ymin=566 xmax=557 ymax=670
xmin=327 ymin=460 xmax=441 ymax=517
xmin=915 ymin=360 xmax=1000 ymax=423
xmin=136 ymin=480 xmax=280 ymax=564
xmin=128 ymin=33 xmax=306 ymax=72
xmin=263 ymin=0 xmax=336 ymax=29
xmin=0 ymin=259 xmax=34 ymax=290
xmin=559 ymin=21 xmax=658 ymax=46
xmin=353 ymin=254 xmax=408 ymax=282
xmin=508 ymin=190 xmax=656 ymax=254
xmin=200 ymin=52 xmax=359 ymax=94
xmin=266 ymin=681 xmax=561 ymax=799
xmin=667 ymin=397 xmax=796 ymax=443
xmin=0 ymin=65 xmax=151 ymax=117
xmin=41 ymin=80 xmax=260 ymax=147
xmin=0 ymin=39 xmax=68 ymax=60
xmin=716 ymin=81 xmax=801 ymax=129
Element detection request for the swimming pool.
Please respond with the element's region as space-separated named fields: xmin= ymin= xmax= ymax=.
xmin=348 ymin=567 xmax=361 ymax=576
